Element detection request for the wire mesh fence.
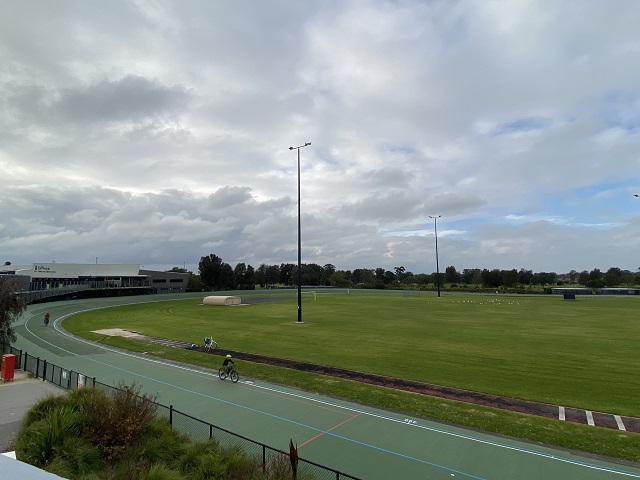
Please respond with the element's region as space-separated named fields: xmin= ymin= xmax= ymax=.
xmin=2 ymin=342 xmax=361 ymax=479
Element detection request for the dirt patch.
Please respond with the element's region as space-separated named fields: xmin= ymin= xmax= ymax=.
xmin=93 ymin=328 xmax=141 ymax=338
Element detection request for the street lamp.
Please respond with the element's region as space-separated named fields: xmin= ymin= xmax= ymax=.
xmin=289 ymin=142 xmax=311 ymax=323
xmin=429 ymin=215 xmax=442 ymax=298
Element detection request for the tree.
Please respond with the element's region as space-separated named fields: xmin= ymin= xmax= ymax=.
xmin=234 ymin=263 xmax=248 ymax=288
xmin=198 ymin=254 xmax=224 ymax=290
xmin=167 ymin=267 xmax=189 ymax=274
xmin=0 ymin=279 xmax=26 ymax=346
xmin=502 ymin=269 xmax=518 ymax=287
xmin=265 ymin=265 xmax=280 ymax=287
xmin=604 ymin=267 xmax=622 ymax=287
xmin=578 ymin=270 xmax=589 ymax=286
xmin=444 ymin=266 xmax=460 ymax=283
xmin=394 ymin=266 xmax=405 ymax=282
xmin=322 ymin=264 xmax=336 ymax=286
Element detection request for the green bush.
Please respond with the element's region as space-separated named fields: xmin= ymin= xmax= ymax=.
xmin=82 ymin=382 xmax=158 ymax=460
xmin=15 ymin=384 xmax=302 ymax=480
xmin=16 ymin=405 xmax=82 ymax=466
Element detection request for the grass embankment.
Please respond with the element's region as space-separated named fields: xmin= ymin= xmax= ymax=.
xmin=65 ymin=293 xmax=640 ymax=462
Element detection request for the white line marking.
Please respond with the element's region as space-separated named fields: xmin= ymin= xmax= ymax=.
xmin=559 ymin=406 xmax=565 ymax=421
xmin=586 ymin=410 xmax=595 ymax=426
xmin=615 ymin=415 xmax=627 ymax=431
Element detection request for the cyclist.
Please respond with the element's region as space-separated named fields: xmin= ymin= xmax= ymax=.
xmin=222 ymin=354 xmax=235 ymax=374
xmin=44 ymin=312 xmax=50 ymax=326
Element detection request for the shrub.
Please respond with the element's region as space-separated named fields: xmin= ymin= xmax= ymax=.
xmin=16 ymin=405 xmax=81 ymax=466
xmin=82 ymin=382 xmax=158 ymax=460
xmin=143 ymin=463 xmax=186 ymax=480
xmin=21 ymin=394 xmax=69 ymax=428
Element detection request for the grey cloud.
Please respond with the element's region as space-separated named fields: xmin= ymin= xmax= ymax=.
xmin=56 ymin=75 xmax=190 ymax=124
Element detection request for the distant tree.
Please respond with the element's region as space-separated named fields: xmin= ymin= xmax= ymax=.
xmin=265 ymin=265 xmax=280 ymax=287
xmin=279 ymin=263 xmax=295 ymax=286
xmin=481 ymin=269 xmax=502 ymax=288
xmin=589 ymin=268 xmax=603 ymax=282
xmin=221 ymin=263 xmax=235 ymax=289
xmin=568 ymin=270 xmax=577 ymax=283
xmin=167 ymin=267 xmax=189 ymax=274
xmin=329 ymin=271 xmax=352 ymax=288
xmin=461 ymin=269 xmax=477 ymax=284
xmin=578 ymin=270 xmax=589 ymax=285
xmin=444 ymin=266 xmax=460 ymax=283
xmin=603 ymin=267 xmax=623 ymax=287
xmin=187 ymin=274 xmax=205 ymax=292
xmin=531 ymin=271 xmax=556 ymax=286
xmin=322 ymin=264 xmax=336 ymax=286
xmin=383 ymin=270 xmax=395 ymax=285
xmin=502 ymin=269 xmax=518 ymax=287
xmin=245 ymin=265 xmax=256 ymax=290
xmin=256 ymin=264 xmax=267 ymax=288
xmin=234 ymin=263 xmax=248 ymax=289
xmin=4 ymin=261 xmax=11 ymax=266
xmin=517 ymin=269 xmax=533 ymax=285
xmin=198 ymin=254 xmax=224 ymax=290
xmin=0 ymin=279 xmax=26 ymax=346
xmin=394 ymin=266 xmax=405 ymax=282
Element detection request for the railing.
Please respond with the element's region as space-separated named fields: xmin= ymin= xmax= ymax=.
xmin=1 ymin=343 xmax=361 ymax=480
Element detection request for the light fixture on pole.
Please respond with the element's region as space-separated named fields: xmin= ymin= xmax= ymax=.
xmin=429 ymin=215 xmax=442 ymax=298
xmin=289 ymin=142 xmax=311 ymax=323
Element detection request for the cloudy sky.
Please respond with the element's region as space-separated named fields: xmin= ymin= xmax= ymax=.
xmin=1 ymin=1 xmax=639 ymax=276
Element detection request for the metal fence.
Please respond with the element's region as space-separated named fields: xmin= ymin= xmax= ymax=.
xmin=2 ymin=343 xmax=361 ymax=480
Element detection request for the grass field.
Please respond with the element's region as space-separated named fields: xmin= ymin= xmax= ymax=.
xmin=64 ymin=291 xmax=640 ymax=461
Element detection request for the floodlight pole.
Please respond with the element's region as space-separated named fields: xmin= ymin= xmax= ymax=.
xmin=289 ymin=142 xmax=311 ymax=323
xmin=429 ymin=215 xmax=442 ymax=298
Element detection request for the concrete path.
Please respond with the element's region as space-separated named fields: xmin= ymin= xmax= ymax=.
xmin=0 ymin=372 xmax=64 ymax=452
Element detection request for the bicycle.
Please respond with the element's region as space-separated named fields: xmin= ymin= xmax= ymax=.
xmin=218 ymin=366 xmax=239 ymax=383
xmin=188 ymin=336 xmax=217 ymax=351
xmin=203 ymin=336 xmax=217 ymax=351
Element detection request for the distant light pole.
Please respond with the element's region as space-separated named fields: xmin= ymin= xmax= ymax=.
xmin=429 ymin=215 xmax=442 ymax=298
xmin=289 ymin=142 xmax=311 ymax=323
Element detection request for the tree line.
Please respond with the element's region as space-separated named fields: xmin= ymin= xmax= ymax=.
xmin=189 ymin=254 xmax=639 ymax=291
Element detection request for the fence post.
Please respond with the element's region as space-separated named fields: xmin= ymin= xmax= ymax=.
xmin=23 ymin=352 xmax=27 ymax=371
xmin=35 ymin=357 xmax=39 ymax=378
xmin=42 ymin=360 xmax=47 ymax=381
xmin=262 ymin=445 xmax=266 ymax=473
xmin=93 ymin=377 xmax=96 ymax=387
xmin=169 ymin=405 xmax=173 ymax=426
xmin=68 ymin=370 xmax=73 ymax=389
xmin=209 ymin=424 xmax=213 ymax=439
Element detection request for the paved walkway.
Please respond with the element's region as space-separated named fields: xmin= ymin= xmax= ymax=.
xmin=0 ymin=371 xmax=64 ymax=452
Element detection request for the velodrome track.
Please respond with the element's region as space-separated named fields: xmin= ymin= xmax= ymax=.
xmin=11 ymin=293 xmax=640 ymax=480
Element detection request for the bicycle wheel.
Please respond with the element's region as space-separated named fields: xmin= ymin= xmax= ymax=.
xmin=218 ymin=368 xmax=226 ymax=380
xmin=230 ymin=370 xmax=239 ymax=383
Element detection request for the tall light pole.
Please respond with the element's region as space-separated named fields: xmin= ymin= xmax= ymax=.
xmin=429 ymin=215 xmax=442 ymax=298
xmin=289 ymin=142 xmax=311 ymax=323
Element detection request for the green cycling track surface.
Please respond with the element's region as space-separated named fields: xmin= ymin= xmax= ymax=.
xmin=9 ymin=293 xmax=640 ymax=480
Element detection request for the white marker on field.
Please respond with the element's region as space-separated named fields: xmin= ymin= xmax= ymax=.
xmin=614 ymin=415 xmax=626 ymax=431
xmin=586 ymin=411 xmax=595 ymax=426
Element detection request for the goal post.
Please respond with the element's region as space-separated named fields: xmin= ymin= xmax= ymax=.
xmin=301 ymin=290 xmax=317 ymax=301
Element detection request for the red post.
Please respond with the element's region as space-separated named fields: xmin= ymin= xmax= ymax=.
xmin=1 ymin=354 xmax=16 ymax=381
